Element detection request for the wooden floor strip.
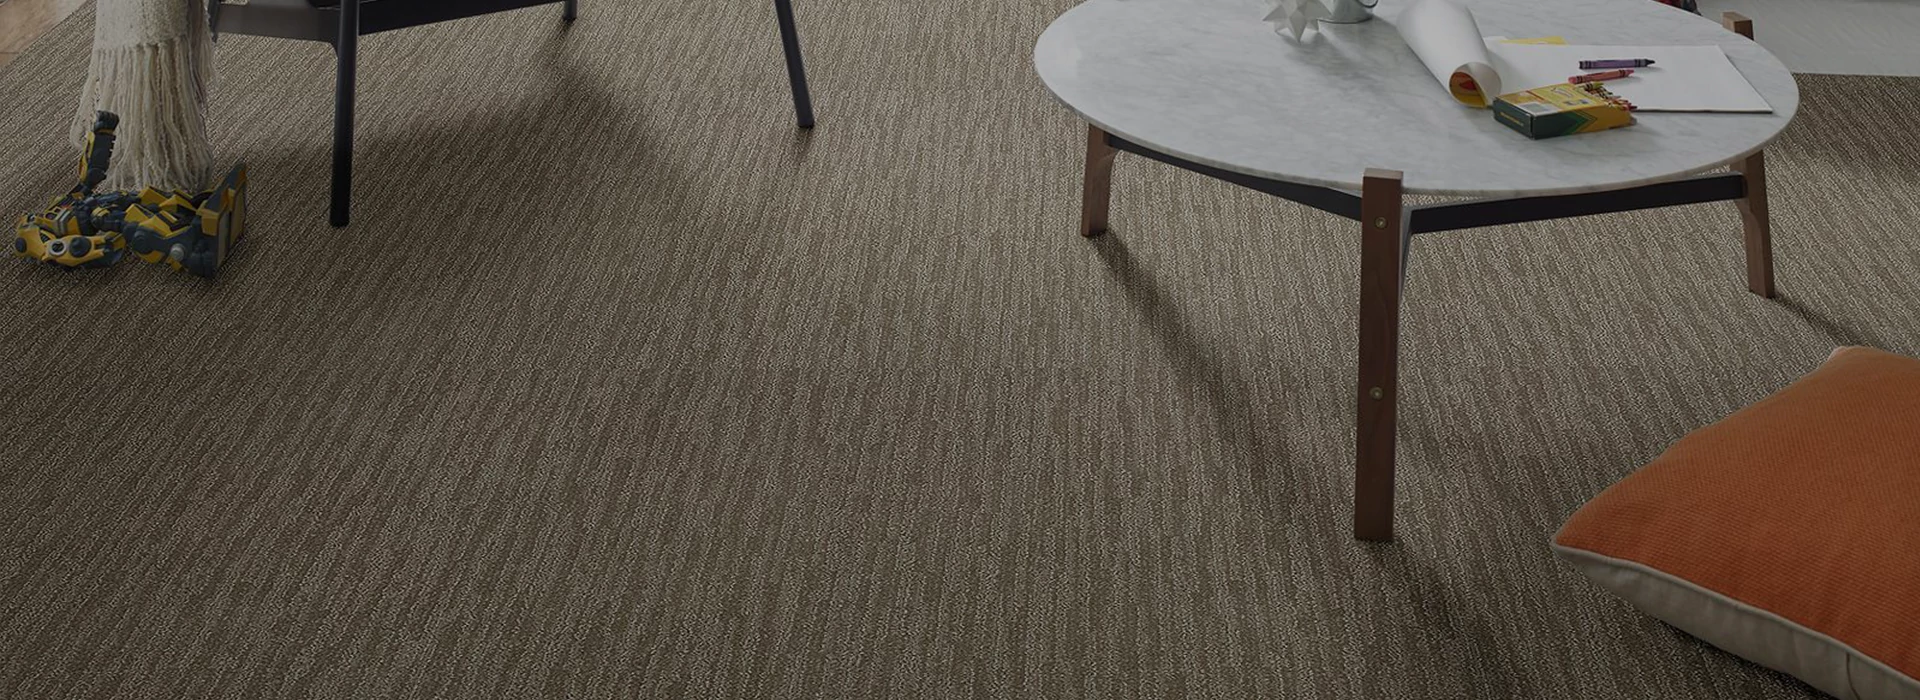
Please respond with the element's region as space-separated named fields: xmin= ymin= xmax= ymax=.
xmin=0 ymin=0 xmax=88 ymax=57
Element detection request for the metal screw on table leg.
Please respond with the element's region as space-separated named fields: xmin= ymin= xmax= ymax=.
xmin=1370 ymin=387 xmax=1383 ymax=400
xmin=1374 ymin=217 xmax=1387 ymax=229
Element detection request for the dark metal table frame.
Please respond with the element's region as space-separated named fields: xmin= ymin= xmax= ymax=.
xmin=1075 ymin=14 xmax=1775 ymax=542
xmin=213 ymin=0 xmax=817 ymax=227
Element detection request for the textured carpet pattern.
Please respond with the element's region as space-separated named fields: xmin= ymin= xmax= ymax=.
xmin=2 ymin=2 xmax=1918 ymax=698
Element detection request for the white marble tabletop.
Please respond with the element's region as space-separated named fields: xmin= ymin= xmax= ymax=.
xmin=1033 ymin=0 xmax=1799 ymax=196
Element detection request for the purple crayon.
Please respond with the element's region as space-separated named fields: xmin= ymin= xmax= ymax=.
xmin=1579 ymin=58 xmax=1656 ymax=69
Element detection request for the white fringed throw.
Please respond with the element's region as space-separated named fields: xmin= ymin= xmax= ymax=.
xmin=71 ymin=0 xmax=215 ymax=191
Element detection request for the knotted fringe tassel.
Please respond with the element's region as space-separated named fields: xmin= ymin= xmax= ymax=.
xmin=70 ymin=0 xmax=215 ymax=192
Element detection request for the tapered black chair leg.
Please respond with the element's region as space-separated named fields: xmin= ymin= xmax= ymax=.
xmin=773 ymin=0 xmax=814 ymax=129
xmin=330 ymin=1 xmax=360 ymax=227
xmin=563 ymin=0 xmax=577 ymax=22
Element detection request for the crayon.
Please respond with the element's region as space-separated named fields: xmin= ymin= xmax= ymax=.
xmin=1579 ymin=58 xmax=1655 ymax=69
xmin=1569 ymin=69 xmax=1634 ymax=84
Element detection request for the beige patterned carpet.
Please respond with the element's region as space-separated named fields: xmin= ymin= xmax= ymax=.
xmin=2 ymin=2 xmax=1917 ymax=697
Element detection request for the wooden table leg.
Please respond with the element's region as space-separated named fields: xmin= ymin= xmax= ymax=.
xmin=1080 ymin=125 xmax=1117 ymax=237
xmin=1721 ymin=12 xmax=1753 ymax=40
xmin=1723 ymin=13 xmax=1775 ymax=298
xmin=1355 ymin=169 xmax=1405 ymax=542
xmin=1732 ymin=150 xmax=1774 ymax=298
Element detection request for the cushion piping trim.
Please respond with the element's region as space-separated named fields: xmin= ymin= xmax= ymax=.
xmin=1552 ymin=543 xmax=1920 ymax=697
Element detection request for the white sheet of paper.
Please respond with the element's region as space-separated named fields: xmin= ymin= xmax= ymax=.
xmin=1483 ymin=42 xmax=1773 ymax=112
xmin=1394 ymin=0 xmax=1502 ymax=106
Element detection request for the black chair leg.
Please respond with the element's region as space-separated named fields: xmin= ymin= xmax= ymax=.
xmin=563 ymin=0 xmax=577 ymax=22
xmin=330 ymin=1 xmax=359 ymax=227
xmin=773 ymin=0 xmax=814 ymax=129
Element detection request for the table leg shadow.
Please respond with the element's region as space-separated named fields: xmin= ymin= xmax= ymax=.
xmin=1087 ymin=234 xmax=1300 ymax=501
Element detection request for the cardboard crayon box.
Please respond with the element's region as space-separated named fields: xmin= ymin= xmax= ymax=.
xmin=1491 ymin=83 xmax=1635 ymax=139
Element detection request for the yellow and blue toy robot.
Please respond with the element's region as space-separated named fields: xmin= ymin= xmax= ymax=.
xmin=12 ymin=111 xmax=248 ymax=279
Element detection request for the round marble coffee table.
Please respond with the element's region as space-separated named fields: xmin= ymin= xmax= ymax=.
xmin=1033 ymin=0 xmax=1799 ymax=541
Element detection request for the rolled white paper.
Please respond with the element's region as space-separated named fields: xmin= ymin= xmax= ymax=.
xmin=1395 ymin=0 xmax=1502 ymax=107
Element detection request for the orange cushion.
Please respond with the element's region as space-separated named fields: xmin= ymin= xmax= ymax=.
xmin=1554 ymin=347 xmax=1920 ymax=700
